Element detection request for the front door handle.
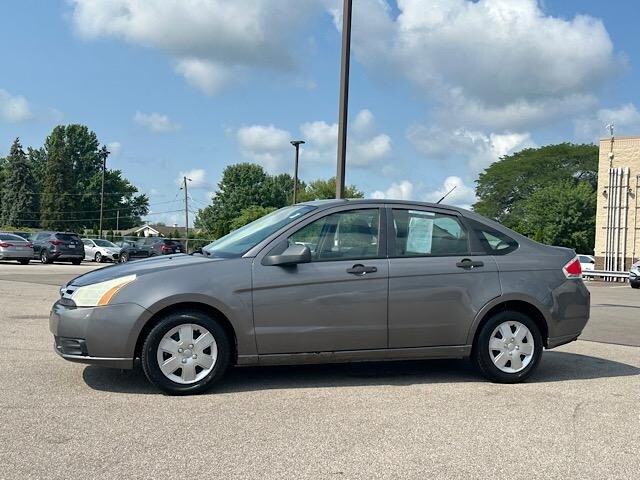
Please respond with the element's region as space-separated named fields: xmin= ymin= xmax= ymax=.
xmin=346 ymin=264 xmax=378 ymax=275
xmin=456 ymin=258 xmax=484 ymax=269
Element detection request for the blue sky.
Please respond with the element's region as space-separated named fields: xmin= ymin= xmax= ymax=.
xmin=1 ymin=0 xmax=639 ymax=226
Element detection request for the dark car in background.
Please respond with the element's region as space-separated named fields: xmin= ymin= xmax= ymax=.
xmin=50 ymin=200 xmax=590 ymax=395
xmin=32 ymin=231 xmax=84 ymax=264
xmin=0 ymin=232 xmax=33 ymax=264
xmin=118 ymin=238 xmax=184 ymax=262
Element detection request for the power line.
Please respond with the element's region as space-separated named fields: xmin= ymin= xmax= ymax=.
xmin=15 ymin=199 xmax=182 ymax=216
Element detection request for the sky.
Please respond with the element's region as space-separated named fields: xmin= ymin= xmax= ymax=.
xmin=1 ymin=0 xmax=639 ymax=227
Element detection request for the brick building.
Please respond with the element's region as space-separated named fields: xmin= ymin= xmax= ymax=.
xmin=594 ymin=136 xmax=640 ymax=270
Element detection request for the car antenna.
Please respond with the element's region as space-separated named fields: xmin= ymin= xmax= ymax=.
xmin=436 ymin=185 xmax=456 ymax=204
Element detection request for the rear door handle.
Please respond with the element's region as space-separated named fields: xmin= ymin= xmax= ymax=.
xmin=346 ymin=264 xmax=378 ymax=275
xmin=456 ymin=258 xmax=484 ymax=269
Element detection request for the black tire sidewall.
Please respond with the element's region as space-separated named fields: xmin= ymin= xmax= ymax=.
xmin=40 ymin=251 xmax=49 ymax=264
xmin=120 ymin=252 xmax=128 ymax=263
xmin=474 ymin=310 xmax=543 ymax=383
xmin=142 ymin=311 xmax=231 ymax=395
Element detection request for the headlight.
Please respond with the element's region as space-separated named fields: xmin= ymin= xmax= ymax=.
xmin=70 ymin=274 xmax=136 ymax=307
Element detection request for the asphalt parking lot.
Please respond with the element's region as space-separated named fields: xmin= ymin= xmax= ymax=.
xmin=0 ymin=262 xmax=638 ymax=479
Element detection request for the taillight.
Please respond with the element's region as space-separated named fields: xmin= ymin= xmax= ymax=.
xmin=27 ymin=242 xmax=33 ymax=248
xmin=50 ymin=240 xmax=63 ymax=245
xmin=563 ymin=257 xmax=582 ymax=278
xmin=161 ymin=245 xmax=172 ymax=252
xmin=0 ymin=242 xmax=13 ymax=247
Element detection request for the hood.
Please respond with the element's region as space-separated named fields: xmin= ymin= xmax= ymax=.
xmin=68 ymin=254 xmax=224 ymax=287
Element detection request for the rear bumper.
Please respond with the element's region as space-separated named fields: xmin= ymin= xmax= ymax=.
xmin=0 ymin=250 xmax=32 ymax=259
xmin=547 ymin=333 xmax=581 ymax=349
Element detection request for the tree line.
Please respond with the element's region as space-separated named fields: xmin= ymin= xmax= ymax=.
xmin=0 ymin=125 xmax=149 ymax=231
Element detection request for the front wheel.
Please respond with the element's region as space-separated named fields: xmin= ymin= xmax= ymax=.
xmin=141 ymin=310 xmax=231 ymax=395
xmin=17 ymin=259 xmax=30 ymax=265
xmin=630 ymin=281 xmax=640 ymax=289
xmin=95 ymin=252 xmax=103 ymax=263
xmin=120 ymin=252 xmax=129 ymax=263
xmin=473 ymin=310 xmax=543 ymax=383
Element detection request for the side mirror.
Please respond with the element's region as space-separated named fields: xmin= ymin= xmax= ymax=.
xmin=263 ymin=244 xmax=311 ymax=266
xmin=590 ymin=259 xmax=595 ymax=264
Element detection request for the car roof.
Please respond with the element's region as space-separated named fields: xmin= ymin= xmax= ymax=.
xmin=299 ymin=198 xmax=464 ymax=213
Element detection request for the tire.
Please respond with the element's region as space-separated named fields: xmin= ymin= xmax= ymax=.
xmin=40 ymin=250 xmax=52 ymax=264
xmin=472 ymin=310 xmax=543 ymax=383
xmin=120 ymin=252 xmax=129 ymax=263
xmin=71 ymin=259 xmax=82 ymax=265
xmin=95 ymin=252 xmax=103 ymax=263
xmin=141 ymin=310 xmax=231 ymax=395
xmin=17 ymin=259 xmax=29 ymax=265
xmin=631 ymin=281 xmax=640 ymax=289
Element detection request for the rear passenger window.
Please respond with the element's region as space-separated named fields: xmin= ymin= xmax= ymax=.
xmin=391 ymin=209 xmax=469 ymax=257
xmin=476 ymin=228 xmax=518 ymax=255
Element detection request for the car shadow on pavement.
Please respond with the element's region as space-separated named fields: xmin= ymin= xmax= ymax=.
xmin=81 ymin=350 xmax=639 ymax=395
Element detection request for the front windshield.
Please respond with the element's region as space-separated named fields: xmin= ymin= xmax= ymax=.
xmin=203 ymin=205 xmax=316 ymax=258
xmin=94 ymin=239 xmax=116 ymax=247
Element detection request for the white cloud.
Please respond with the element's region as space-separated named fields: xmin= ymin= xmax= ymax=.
xmin=299 ymin=109 xmax=391 ymax=167
xmin=106 ymin=141 xmax=122 ymax=156
xmin=371 ymin=180 xmax=415 ymax=200
xmin=133 ymin=111 xmax=181 ymax=133
xmin=70 ymin=0 xmax=320 ymax=95
xmin=337 ymin=0 xmax=619 ymax=130
xmin=176 ymin=168 xmax=207 ymax=188
xmin=407 ymin=125 xmax=535 ymax=173
xmin=423 ymin=176 xmax=477 ymax=209
xmin=574 ymin=103 xmax=640 ymax=142
xmin=370 ymin=175 xmax=476 ymax=209
xmin=236 ymin=124 xmax=292 ymax=171
xmin=0 ymin=89 xmax=33 ymax=123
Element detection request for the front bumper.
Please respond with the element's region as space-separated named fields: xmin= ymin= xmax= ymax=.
xmin=49 ymin=300 xmax=152 ymax=369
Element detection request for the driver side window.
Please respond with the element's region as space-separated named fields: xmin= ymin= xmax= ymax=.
xmin=289 ymin=209 xmax=380 ymax=261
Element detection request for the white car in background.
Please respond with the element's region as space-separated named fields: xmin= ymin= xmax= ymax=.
xmin=578 ymin=254 xmax=595 ymax=277
xmin=82 ymin=238 xmax=122 ymax=263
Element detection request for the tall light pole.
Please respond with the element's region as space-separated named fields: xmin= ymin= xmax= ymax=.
xmin=98 ymin=145 xmax=110 ymax=238
xmin=290 ymin=140 xmax=305 ymax=204
xmin=180 ymin=176 xmax=192 ymax=252
xmin=336 ymin=0 xmax=353 ymax=199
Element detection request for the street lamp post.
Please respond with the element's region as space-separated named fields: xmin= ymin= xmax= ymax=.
xmin=290 ymin=140 xmax=305 ymax=204
xmin=336 ymin=0 xmax=353 ymax=199
xmin=98 ymin=145 xmax=110 ymax=238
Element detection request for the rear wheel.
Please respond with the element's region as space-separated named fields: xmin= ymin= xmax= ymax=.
xmin=141 ymin=310 xmax=231 ymax=395
xmin=40 ymin=250 xmax=52 ymax=264
xmin=473 ymin=310 xmax=543 ymax=383
xmin=17 ymin=259 xmax=29 ymax=265
xmin=71 ymin=259 xmax=82 ymax=265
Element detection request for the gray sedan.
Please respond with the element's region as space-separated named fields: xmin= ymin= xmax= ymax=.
xmin=50 ymin=200 xmax=590 ymax=395
xmin=0 ymin=232 xmax=33 ymax=264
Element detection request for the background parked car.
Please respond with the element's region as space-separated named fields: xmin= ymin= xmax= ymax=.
xmin=578 ymin=254 xmax=595 ymax=276
xmin=82 ymin=238 xmax=121 ymax=263
xmin=32 ymin=231 xmax=84 ymax=264
xmin=0 ymin=232 xmax=33 ymax=264
xmin=10 ymin=231 xmax=33 ymax=242
xmin=118 ymin=238 xmax=184 ymax=262
xmin=630 ymin=260 xmax=639 ymax=289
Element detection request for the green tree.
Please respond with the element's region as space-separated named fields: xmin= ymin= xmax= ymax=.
xmin=0 ymin=154 xmax=7 ymax=221
xmin=229 ymin=205 xmax=277 ymax=231
xmin=474 ymin=143 xmax=598 ymax=226
xmin=298 ymin=177 xmax=364 ymax=201
xmin=514 ymin=181 xmax=596 ymax=253
xmin=1 ymin=139 xmax=39 ymax=227
xmin=195 ymin=163 xmax=292 ymax=237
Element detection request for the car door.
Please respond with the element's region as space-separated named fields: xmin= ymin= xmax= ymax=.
xmin=32 ymin=232 xmax=47 ymax=258
xmin=252 ymin=207 xmax=388 ymax=354
xmin=387 ymin=206 xmax=501 ymax=348
xmin=83 ymin=240 xmax=95 ymax=260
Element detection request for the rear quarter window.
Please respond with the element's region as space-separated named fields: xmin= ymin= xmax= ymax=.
xmin=469 ymin=222 xmax=519 ymax=255
xmin=55 ymin=233 xmax=80 ymax=241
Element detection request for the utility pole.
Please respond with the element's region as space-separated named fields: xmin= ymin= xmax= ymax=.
xmin=336 ymin=0 xmax=353 ymax=199
xmin=290 ymin=140 xmax=305 ymax=204
xmin=98 ymin=145 xmax=110 ymax=238
xmin=116 ymin=210 xmax=120 ymax=232
xmin=181 ymin=176 xmax=192 ymax=252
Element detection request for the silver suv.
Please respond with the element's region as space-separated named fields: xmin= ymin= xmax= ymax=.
xmin=50 ymin=200 xmax=590 ymax=394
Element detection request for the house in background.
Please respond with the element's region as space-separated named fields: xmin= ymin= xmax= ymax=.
xmin=119 ymin=223 xmax=189 ymax=238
